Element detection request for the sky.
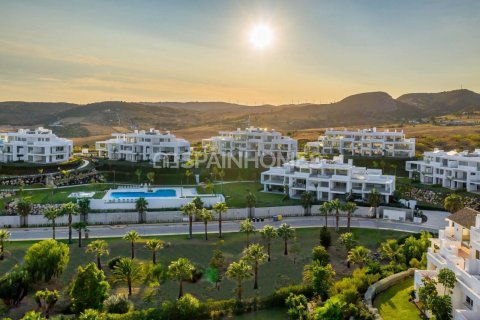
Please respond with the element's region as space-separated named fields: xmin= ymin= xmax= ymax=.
xmin=0 ymin=0 xmax=479 ymax=104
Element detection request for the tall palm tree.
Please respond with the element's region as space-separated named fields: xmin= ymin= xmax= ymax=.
xmin=123 ymin=230 xmax=141 ymax=259
xmin=226 ymin=260 xmax=252 ymax=301
xmin=86 ymin=239 xmax=109 ymax=270
xmin=16 ymin=198 xmax=32 ymax=228
xmin=0 ymin=229 xmax=10 ymax=261
xmin=77 ymin=198 xmax=90 ymax=223
xmin=61 ymin=202 xmax=79 ymax=244
xmin=196 ymin=208 xmax=214 ymax=240
xmin=168 ymin=258 xmax=195 ymax=299
xmin=300 ymin=192 xmax=314 ymax=216
xmin=239 ymin=219 xmax=256 ymax=245
xmin=242 ymin=244 xmax=267 ymax=289
xmin=43 ymin=207 xmax=61 ymax=240
xmin=181 ymin=202 xmax=197 ymax=240
xmin=245 ymin=192 xmax=256 ymax=219
xmin=277 ymin=223 xmax=295 ymax=255
xmin=112 ymin=258 xmax=142 ymax=296
xmin=444 ymin=194 xmax=464 ymax=213
xmin=319 ymin=202 xmax=332 ymax=227
xmin=368 ymin=188 xmax=382 ymax=218
xmin=145 ymin=239 xmax=164 ymax=264
xmin=379 ymin=239 xmax=404 ymax=265
xmin=72 ymin=222 xmax=88 ymax=247
xmin=347 ymin=246 xmax=371 ymax=268
xmin=135 ymin=197 xmax=148 ymax=224
xmin=260 ymin=225 xmax=277 ymax=262
xmin=212 ymin=202 xmax=228 ymax=238
xmin=329 ymin=199 xmax=342 ymax=232
xmin=342 ymin=202 xmax=357 ymax=232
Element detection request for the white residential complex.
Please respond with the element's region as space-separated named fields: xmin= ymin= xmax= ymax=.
xmin=415 ymin=208 xmax=480 ymax=319
xmin=260 ymin=155 xmax=395 ymax=202
xmin=406 ymin=149 xmax=480 ymax=193
xmin=306 ymin=127 xmax=415 ymax=157
xmin=202 ymin=127 xmax=297 ymax=160
xmin=96 ymin=129 xmax=190 ymax=163
xmin=0 ymin=127 xmax=73 ymax=164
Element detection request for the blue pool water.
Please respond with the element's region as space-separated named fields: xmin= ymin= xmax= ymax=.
xmin=110 ymin=189 xmax=177 ymax=199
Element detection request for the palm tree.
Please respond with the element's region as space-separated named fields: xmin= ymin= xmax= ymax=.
xmin=342 ymin=202 xmax=357 ymax=232
xmin=329 ymin=199 xmax=342 ymax=232
xmin=168 ymin=258 xmax=195 ymax=299
xmin=134 ymin=169 xmax=142 ymax=184
xmin=277 ymin=223 xmax=295 ymax=255
xmin=0 ymin=229 xmax=10 ymax=261
xmin=239 ymin=219 xmax=256 ymax=245
xmin=61 ymin=202 xmax=79 ymax=244
xmin=135 ymin=197 xmax=148 ymax=224
xmin=86 ymin=239 xmax=109 ymax=270
xmin=379 ymin=239 xmax=404 ymax=265
xmin=145 ymin=239 xmax=164 ymax=264
xmin=319 ymin=202 xmax=332 ymax=227
xmin=260 ymin=225 xmax=277 ymax=262
xmin=246 ymin=191 xmax=256 ymax=219
xmin=368 ymin=188 xmax=382 ymax=218
xmin=347 ymin=246 xmax=371 ymax=268
xmin=112 ymin=258 xmax=142 ymax=296
xmin=72 ymin=221 xmax=88 ymax=247
xmin=43 ymin=207 xmax=61 ymax=240
xmin=78 ymin=198 xmax=90 ymax=223
xmin=212 ymin=202 xmax=228 ymax=238
xmin=16 ymin=198 xmax=32 ymax=228
xmin=181 ymin=202 xmax=197 ymax=240
xmin=123 ymin=230 xmax=141 ymax=259
xmin=146 ymin=171 xmax=155 ymax=186
xmin=242 ymin=244 xmax=267 ymax=289
xmin=444 ymin=194 xmax=464 ymax=213
xmin=300 ymin=192 xmax=314 ymax=216
xmin=226 ymin=260 xmax=252 ymax=301
xmin=196 ymin=208 xmax=214 ymax=240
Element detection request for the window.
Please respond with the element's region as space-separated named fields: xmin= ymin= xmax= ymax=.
xmin=466 ymin=296 xmax=473 ymax=309
xmin=476 ymin=250 xmax=480 ymax=260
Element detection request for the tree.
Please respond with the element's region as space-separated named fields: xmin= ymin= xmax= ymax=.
xmin=379 ymin=239 xmax=405 ymax=265
xmin=320 ymin=226 xmax=332 ymax=248
xmin=168 ymin=258 xmax=195 ymax=299
xmin=303 ymin=263 xmax=335 ymax=300
xmin=78 ymin=198 xmax=90 ymax=223
xmin=112 ymin=258 xmax=142 ymax=296
xmin=319 ymin=202 xmax=332 ymax=228
xmin=300 ymin=192 xmax=314 ymax=216
xmin=185 ymin=169 xmax=192 ymax=185
xmin=226 ymin=260 xmax=252 ymax=301
xmin=134 ymin=169 xmax=142 ymax=184
xmin=123 ymin=230 xmax=141 ymax=259
xmin=339 ymin=233 xmax=356 ymax=267
xmin=314 ymin=296 xmax=345 ymax=320
xmin=175 ymin=293 xmax=201 ymax=319
xmin=242 ymin=244 xmax=267 ymax=290
xmin=342 ymin=202 xmax=357 ymax=232
xmin=69 ymin=263 xmax=110 ymax=313
xmin=368 ymin=188 xmax=382 ymax=217
xmin=181 ymin=202 xmax=197 ymax=240
xmin=192 ymin=196 xmax=204 ymax=210
xmin=43 ymin=207 xmax=61 ymax=240
xmin=430 ymin=295 xmax=453 ymax=320
xmin=239 ymin=219 xmax=256 ymax=245
xmin=145 ymin=239 xmax=164 ymax=264
xmin=16 ymin=198 xmax=32 ymax=228
xmin=196 ymin=208 xmax=214 ymax=240
xmin=86 ymin=240 xmax=109 ymax=271
xmin=246 ymin=191 xmax=256 ymax=219
xmin=0 ymin=229 xmax=10 ymax=261
xmin=146 ymin=171 xmax=155 ymax=185
xmin=438 ymin=268 xmax=456 ymax=295
xmin=347 ymin=246 xmax=371 ymax=268
xmin=72 ymin=221 xmax=88 ymax=248
xmin=286 ymin=293 xmax=308 ymax=320
xmin=444 ymin=194 xmax=464 ymax=213
xmin=135 ymin=197 xmax=148 ymax=223
xmin=0 ymin=264 xmax=30 ymax=307
xmin=34 ymin=289 xmax=59 ymax=319
xmin=312 ymin=245 xmax=329 ymax=266
xmin=329 ymin=199 xmax=342 ymax=232
xmin=212 ymin=202 xmax=228 ymax=238
xmin=24 ymin=239 xmax=69 ymax=282
xmin=60 ymin=202 xmax=79 ymax=244
xmin=260 ymin=225 xmax=277 ymax=262
xmin=277 ymin=223 xmax=295 ymax=255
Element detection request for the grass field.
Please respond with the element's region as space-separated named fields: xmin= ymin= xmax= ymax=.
xmin=373 ymin=277 xmax=422 ymax=320
xmin=0 ymin=227 xmax=408 ymax=319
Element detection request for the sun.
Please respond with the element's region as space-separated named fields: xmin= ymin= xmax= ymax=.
xmin=249 ymin=24 xmax=274 ymax=49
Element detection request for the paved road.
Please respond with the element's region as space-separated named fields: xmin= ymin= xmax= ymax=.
xmin=8 ymin=212 xmax=449 ymax=241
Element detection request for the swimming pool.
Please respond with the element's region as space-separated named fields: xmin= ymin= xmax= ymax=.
xmin=110 ymin=189 xmax=177 ymax=199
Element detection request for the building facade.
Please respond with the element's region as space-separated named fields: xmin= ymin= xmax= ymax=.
xmin=406 ymin=149 xmax=480 ymax=193
xmin=306 ymin=127 xmax=415 ymax=158
xmin=414 ymin=208 xmax=480 ymax=319
xmin=260 ymin=155 xmax=395 ymax=202
xmin=202 ymin=127 xmax=297 ymax=161
xmin=0 ymin=127 xmax=73 ymax=164
xmin=96 ymin=128 xmax=190 ymax=163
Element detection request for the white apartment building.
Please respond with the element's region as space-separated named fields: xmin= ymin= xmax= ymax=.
xmin=0 ymin=127 xmax=73 ymax=164
xmin=96 ymin=128 xmax=190 ymax=163
xmin=202 ymin=127 xmax=297 ymax=161
xmin=414 ymin=208 xmax=480 ymax=319
xmin=306 ymin=127 xmax=415 ymax=158
xmin=406 ymin=149 xmax=480 ymax=193
xmin=260 ymin=155 xmax=395 ymax=202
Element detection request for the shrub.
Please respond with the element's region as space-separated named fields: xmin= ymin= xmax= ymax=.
xmin=103 ymin=294 xmax=132 ymax=314
xmin=312 ymin=245 xmax=329 ymax=266
xmin=319 ymin=227 xmax=331 ymax=248
xmin=70 ymin=263 xmax=110 ymax=313
xmin=24 ymin=239 xmax=69 ymax=282
xmin=262 ymin=284 xmax=313 ymax=308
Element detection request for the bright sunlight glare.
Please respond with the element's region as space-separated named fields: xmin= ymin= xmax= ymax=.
xmin=249 ymin=24 xmax=274 ymax=49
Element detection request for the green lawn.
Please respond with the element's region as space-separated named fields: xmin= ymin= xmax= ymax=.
xmin=0 ymin=227 xmax=408 ymax=318
xmin=373 ymin=277 xmax=422 ymax=320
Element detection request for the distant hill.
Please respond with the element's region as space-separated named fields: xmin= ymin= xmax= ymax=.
xmin=397 ymin=89 xmax=480 ymax=114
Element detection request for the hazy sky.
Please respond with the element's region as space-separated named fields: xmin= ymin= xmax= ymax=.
xmin=0 ymin=0 xmax=479 ymax=104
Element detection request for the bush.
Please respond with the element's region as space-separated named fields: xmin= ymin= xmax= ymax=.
xmin=107 ymin=257 xmax=123 ymax=271
xmin=320 ymin=227 xmax=331 ymax=248
xmin=24 ymin=239 xmax=69 ymax=282
xmin=103 ymin=294 xmax=132 ymax=314
xmin=70 ymin=263 xmax=110 ymax=313
xmin=312 ymin=245 xmax=329 ymax=266
xmin=262 ymin=284 xmax=313 ymax=308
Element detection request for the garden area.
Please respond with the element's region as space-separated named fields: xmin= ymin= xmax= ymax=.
xmin=373 ymin=278 xmax=422 ymax=320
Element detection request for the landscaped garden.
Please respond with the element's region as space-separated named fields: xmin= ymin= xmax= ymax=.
xmin=373 ymin=277 xmax=422 ymax=320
